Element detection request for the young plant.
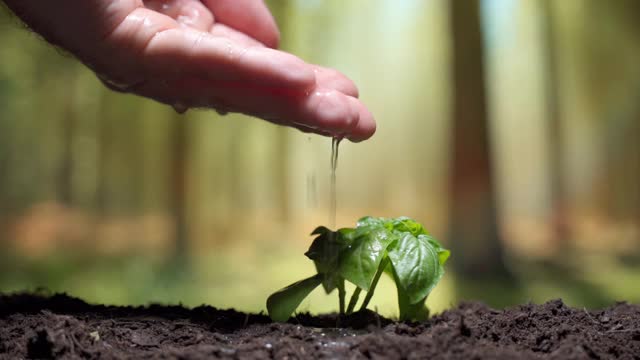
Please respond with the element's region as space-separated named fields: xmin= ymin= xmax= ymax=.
xmin=266 ymin=216 xmax=450 ymax=322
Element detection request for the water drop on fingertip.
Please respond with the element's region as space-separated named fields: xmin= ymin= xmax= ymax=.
xmin=172 ymin=102 xmax=189 ymax=114
xmin=226 ymin=41 xmax=234 ymax=58
xmin=97 ymin=73 xmax=137 ymax=92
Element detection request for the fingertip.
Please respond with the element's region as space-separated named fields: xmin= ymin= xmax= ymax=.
xmin=251 ymin=0 xmax=280 ymax=48
xmin=345 ymin=95 xmax=362 ymax=131
xmin=305 ymin=90 xmax=359 ymax=134
xmin=347 ymin=100 xmax=376 ymax=142
xmin=263 ymin=15 xmax=281 ymax=48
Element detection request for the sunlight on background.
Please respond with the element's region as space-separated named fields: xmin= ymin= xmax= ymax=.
xmin=1 ymin=0 xmax=640 ymax=316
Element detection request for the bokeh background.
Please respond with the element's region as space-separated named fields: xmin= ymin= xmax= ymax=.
xmin=1 ymin=0 xmax=639 ymax=316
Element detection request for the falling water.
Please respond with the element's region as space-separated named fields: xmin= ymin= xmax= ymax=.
xmin=330 ymin=137 xmax=342 ymax=229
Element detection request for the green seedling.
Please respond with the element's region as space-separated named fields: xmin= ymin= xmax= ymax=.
xmin=267 ymin=216 xmax=450 ymax=322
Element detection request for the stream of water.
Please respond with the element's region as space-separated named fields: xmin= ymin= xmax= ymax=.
xmin=330 ymin=137 xmax=342 ymax=229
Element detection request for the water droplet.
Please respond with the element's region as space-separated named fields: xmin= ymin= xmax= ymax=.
xmin=177 ymin=15 xmax=195 ymax=28
xmin=97 ymin=73 xmax=138 ymax=92
xmin=226 ymin=41 xmax=234 ymax=58
xmin=172 ymin=102 xmax=189 ymax=114
xmin=293 ymin=121 xmax=319 ymax=130
xmin=219 ymin=347 xmax=236 ymax=355
xmin=264 ymin=343 xmax=273 ymax=349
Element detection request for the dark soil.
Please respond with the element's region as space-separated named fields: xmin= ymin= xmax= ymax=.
xmin=1 ymin=293 xmax=639 ymax=359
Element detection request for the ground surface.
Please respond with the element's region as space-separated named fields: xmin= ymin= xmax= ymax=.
xmin=1 ymin=293 xmax=639 ymax=359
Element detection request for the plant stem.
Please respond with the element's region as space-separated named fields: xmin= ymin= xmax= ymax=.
xmin=346 ymin=287 xmax=362 ymax=314
xmin=338 ymin=279 xmax=346 ymax=315
xmin=359 ymin=257 xmax=389 ymax=312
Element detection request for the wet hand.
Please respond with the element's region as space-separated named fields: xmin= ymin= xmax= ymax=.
xmin=4 ymin=0 xmax=376 ymax=141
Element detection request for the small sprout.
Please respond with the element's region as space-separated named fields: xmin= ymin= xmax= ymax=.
xmin=266 ymin=216 xmax=450 ymax=322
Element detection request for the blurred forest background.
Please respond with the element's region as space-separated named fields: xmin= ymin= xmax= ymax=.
xmin=1 ymin=0 xmax=639 ymax=316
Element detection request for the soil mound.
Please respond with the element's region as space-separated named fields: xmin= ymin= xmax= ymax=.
xmin=1 ymin=293 xmax=639 ymax=359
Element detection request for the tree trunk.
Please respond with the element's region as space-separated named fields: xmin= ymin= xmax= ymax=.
xmin=169 ymin=115 xmax=189 ymax=267
xmin=540 ymin=0 xmax=571 ymax=249
xmin=448 ymin=0 xmax=510 ymax=279
xmin=57 ymin=91 xmax=75 ymax=206
xmin=95 ymin=97 xmax=113 ymax=216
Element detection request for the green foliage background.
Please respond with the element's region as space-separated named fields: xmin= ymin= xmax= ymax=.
xmin=1 ymin=0 xmax=640 ymax=315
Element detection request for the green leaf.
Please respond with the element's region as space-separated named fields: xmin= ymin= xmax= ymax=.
xmin=422 ymin=236 xmax=449 ymax=265
xmin=425 ymin=236 xmax=446 ymax=251
xmin=337 ymin=227 xmax=357 ymax=240
xmin=305 ymin=229 xmax=350 ymax=292
xmin=310 ymin=226 xmax=332 ymax=236
xmin=338 ymin=227 xmax=394 ymax=290
xmin=387 ymin=233 xmax=445 ymax=304
xmin=436 ymin=248 xmax=450 ymax=266
xmin=305 ymin=231 xmax=340 ymax=272
xmin=306 ymin=228 xmax=357 ymax=268
xmin=390 ymin=217 xmax=428 ymax=236
xmin=356 ymin=216 xmax=388 ymax=229
xmin=266 ymin=274 xmax=323 ymax=322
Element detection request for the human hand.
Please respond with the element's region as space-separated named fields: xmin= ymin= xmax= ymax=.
xmin=4 ymin=0 xmax=375 ymax=141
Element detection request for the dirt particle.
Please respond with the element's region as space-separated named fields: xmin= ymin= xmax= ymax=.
xmin=459 ymin=315 xmax=471 ymax=337
xmin=27 ymin=329 xmax=56 ymax=359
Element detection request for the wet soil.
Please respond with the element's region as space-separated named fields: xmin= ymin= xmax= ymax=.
xmin=1 ymin=293 xmax=639 ymax=359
